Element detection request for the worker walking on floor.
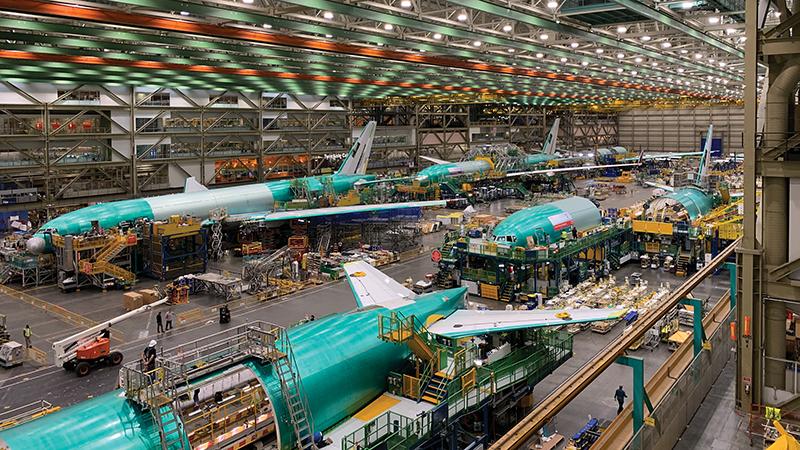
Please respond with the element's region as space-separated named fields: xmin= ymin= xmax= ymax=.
xmin=614 ymin=385 xmax=627 ymax=414
xmin=23 ymin=324 xmax=32 ymax=348
xmin=165 ymin=310 xmax=174 ymax=331
xmin=156 ymin=311 xmax=163 ymax=334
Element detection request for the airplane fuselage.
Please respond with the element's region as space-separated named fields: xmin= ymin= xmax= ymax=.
xmin=415 ymin=160 xmax=492 ymax=185
xmin=28 ymin=173 xmax=375 ymax=253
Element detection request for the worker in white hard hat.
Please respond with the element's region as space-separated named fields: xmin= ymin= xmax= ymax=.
xmin=142 ymin=339 xmax=157 ymax=375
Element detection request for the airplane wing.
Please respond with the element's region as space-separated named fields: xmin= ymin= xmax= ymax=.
xmin=419 ymin=155 xmax=450 ymax=165
xmin=427 ymin=308 xmax=628 ymax=339
xmin=354 ymin=176 xmax=412 ymax=186
xmin=620 ymin=152 xmax=703 ymax=162
xmin=506 ymin=162 xmax=640 ymax=178
xmin=643 ymin=181 xmax=675 ymax=192
xmin=226 ymin=200 xmax=446 ymax=223
xmin=343 ymin=260 xmax=417 ymax=309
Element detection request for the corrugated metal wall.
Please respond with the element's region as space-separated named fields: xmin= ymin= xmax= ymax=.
xmin=618 ymin=105 xmax=744 ymax=154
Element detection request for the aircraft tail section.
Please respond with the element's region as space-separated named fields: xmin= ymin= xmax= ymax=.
xmin=696 ymin=124 xmax=713 ymax=184
xmin=337 ymin=121 xmax=377 ymax=176
xmin=542 ymin=118 xmax=560 ymax=155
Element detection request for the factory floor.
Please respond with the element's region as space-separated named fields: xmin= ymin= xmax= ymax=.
xmin=0 ymin=182 xmax=718 ymax=448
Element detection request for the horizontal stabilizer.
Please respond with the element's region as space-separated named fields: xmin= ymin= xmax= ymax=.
xmin=420 ymin=155 xmax=450 ymax=165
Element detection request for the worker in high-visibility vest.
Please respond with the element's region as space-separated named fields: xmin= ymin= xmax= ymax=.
xmin=23 ymin=324 xmax=32 ymax=348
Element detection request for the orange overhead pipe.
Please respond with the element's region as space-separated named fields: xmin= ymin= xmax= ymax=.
xmin=0 ymin=0 xmax=725 ymax=100
xmin=0 ymin=49 xmax=601 ymax=99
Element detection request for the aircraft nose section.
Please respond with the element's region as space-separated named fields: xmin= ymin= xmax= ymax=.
xmin=26 ymin=237 xmax=46 ymax=254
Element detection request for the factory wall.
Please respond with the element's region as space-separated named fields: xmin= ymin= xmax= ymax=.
xmin=618 ymin=105 xmax=744 ymax=154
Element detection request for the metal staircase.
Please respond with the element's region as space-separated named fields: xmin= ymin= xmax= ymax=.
xmin=80 ymin=234 xmax=136 ymax=284
xmin=421 ymin=372 xmax=451 ymax=405
xmin=676 ymin=253 xmax=691 ymax=277
xmin=149 ymin=392 xmax=190 ymax=450
xmin=0 ymin=264 xmax=12 ymax=284
xmin=273 ymin=352 xmax=316 ymax=450
xmin=499 ymin=283 xmax=514 ymax=302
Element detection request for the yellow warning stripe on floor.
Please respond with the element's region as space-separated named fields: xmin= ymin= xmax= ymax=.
xmin=0 ymin=285 xmax=124 ymax=341
xmin=354 ymin=394 xmax=400 ymax=422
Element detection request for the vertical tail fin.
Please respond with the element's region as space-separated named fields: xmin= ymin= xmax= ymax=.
xmin=637 ymin=149 xmax=645 ymax=165
xmin=696 ymin=124 xmax=713 ymax=184
xmin=542 ymin=118 xmax=560 ymax=155
xmin=337 ymin=121 xmax=376 ymax=175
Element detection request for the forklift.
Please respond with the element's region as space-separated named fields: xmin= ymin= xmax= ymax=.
xmin=0 ymin=314 xmax=24 ymax=368
xmin=53 ymin=297 xmax=169 ymax=377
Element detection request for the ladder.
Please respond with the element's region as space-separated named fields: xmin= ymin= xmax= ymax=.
xmin=95 ymin=235 xmax=129 ymax=262
xmin=149 ymin=396 xmax=190 ymax=450
xmin=273 ymin=340 xmax=316 ymax=450
xmin=499 ymin=283 xmax=514 ymax=302
xmin=0 ymin=264 xmax=13 ymax=284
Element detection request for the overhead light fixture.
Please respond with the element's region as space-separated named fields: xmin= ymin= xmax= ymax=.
xmin=581 ymin=61 xmax=589 ymax=66
xmin=709 ymin=58 xmax=716 ymax=63
xmin=661 ymin=42 xmax=672 ymax=48
xmin=383 ymin=23 xmax=394 ymax=31
xmin=457 ymin=9 xmax=468 ymax=21
xmin=651 ymin=62 xmax=658 ymax=67
xmin=507 ymin=48 xmax=515 ymax=53
xmin=631 ymin=70 xmax=638 ymax=76
xmin=570 ymin=42 xmax=579 ymax=48
xmin=725 ymin=28 xmax=737 ymax=35
xmin=325 ymin=34 xmax=333 ymax=38
xmin=432 ymin=32 xmax=442 ymax=40
xmin=262 ymin=23 xmax=272 ymax=29
xmin=595 ymin=48 xmax=604 ymax=54
xmin=243 ymin=0 xmax=254 ymax=3
xmin=560 ymin=57 xmax=568 ymax=62
xmin=323 ymin=11 xmax=334 ymax=19
xmin=641 ymin=35 xmax=651 ymax=41
xmin=719 ymin=61 xmax=727 ymax=67
xmin=634 ymin=57 xmax=643 ymax=63
xmin=502 ymin=23 xmax=513 ymax=32
xmin=547 ymin=1 xmax=559 ymax=9
xmin=677 ymin=68 xmax=685 ymax=73
xmin=400 ymin=0 xmax=412 ymax=8
xmin=708 ymin=16 xmax=720 ymax=24
xmin=616 ymin=26 xmax=627 ymax=33
xmin=536 ymin=52 xmax=544 ymax=58
xmin=539 ymin=33 xmax=549 ymax=40
xmin=695 ymin=52 xmax=703 ymax=59
xmin=472 ymin=40 xmax=482 ymax=47
xmin=377 ymin=42 xmax=384 ymax=46
xmin=617 ymin=68 xmax=624 ymax=73
xmin=681 ymin=2 xmax=694 ymax=9
xmin=617 ymin=52 xmax=624 ymax=59
xmin=179 ymin=10 xmax=190 ymax=16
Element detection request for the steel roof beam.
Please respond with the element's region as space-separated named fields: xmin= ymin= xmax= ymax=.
xmin=609 ymin=0 xmax=743 ymax=57
xmin=0 ymin=1 xmax=716 ymax=99
xmin=451 ymin=0 xmax=742 ymax=81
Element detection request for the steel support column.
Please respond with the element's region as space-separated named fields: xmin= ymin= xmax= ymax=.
xmin=615 ymin=355 xmax=654 ymax=435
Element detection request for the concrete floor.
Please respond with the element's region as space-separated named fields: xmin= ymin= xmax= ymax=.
xmin=0 ymin=184 xmax=735 ymax=449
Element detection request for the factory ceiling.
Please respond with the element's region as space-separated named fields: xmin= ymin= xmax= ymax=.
xmin=0 ymin=0 xmax=769 ymax=105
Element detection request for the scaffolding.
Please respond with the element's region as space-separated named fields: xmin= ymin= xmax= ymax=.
xmin=119 ymin=321 xmax=315 ymax=450
xmin=52 ymin=231 xmax=137 ymax=291
xmin=142 ymin=216 xmax=208 ymax=281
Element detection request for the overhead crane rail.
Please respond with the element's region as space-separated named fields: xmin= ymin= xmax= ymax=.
xmin=490 ymin=237 xmax=741 ymax=450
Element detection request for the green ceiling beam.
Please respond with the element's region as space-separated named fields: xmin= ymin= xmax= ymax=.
xmin=609 ymin=0 xmax=743 ymax=57
xmin=449 ymin=0 xmax=742 ymax=81
xmin=0 ymin=18 xmax=678 ymax=99
xmin=104 ymin=0 xmax=715 ymax=92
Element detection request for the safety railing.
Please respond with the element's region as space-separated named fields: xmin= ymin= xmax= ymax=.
xmin=120 ymin=321 xmax=284 ymax=404
xmin=341 ymin=411 xmax=415 ymax=450
xmin=0 ymin=400 xmax=60 ymax=431
xmin=624 ymin=307 xmax=735 ymax=450
xmin=183 ymin=388 xmax=265 ymax=445
xmin=763 ymin=355 xmax=800 ymax=397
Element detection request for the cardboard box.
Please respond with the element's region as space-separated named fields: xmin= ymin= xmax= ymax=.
xmin=138 ymin=289 xmax=159 ymax=305
xmin=123 ymin=292 xmax=143 ymax=311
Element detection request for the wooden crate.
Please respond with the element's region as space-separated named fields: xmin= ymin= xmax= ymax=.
xmin=138 ymin=289 xmax=159 ymax=304
xmin=123 ymin=292 xmax=143 ymax=311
